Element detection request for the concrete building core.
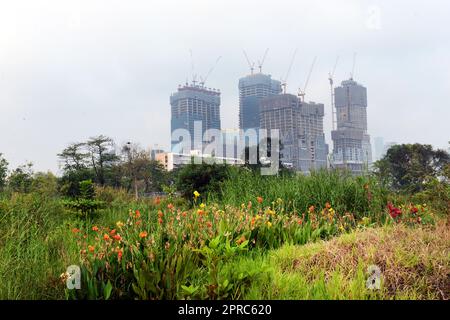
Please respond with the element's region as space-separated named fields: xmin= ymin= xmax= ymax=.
xmin=331 ymin=79 xmax=372 ymax=174
xmin=259 ymin=93 xmax=328 ymax=173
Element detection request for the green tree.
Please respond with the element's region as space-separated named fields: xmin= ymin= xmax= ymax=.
xmin=86 ymin=135 xmax=119 ymax=186
xmin=373 ymin=143 xmax=450 ymax=192
xmin=0 ymin=153 xmax=8 ymax=191
xmin=8 ymin=162 xmax=34 ymax=193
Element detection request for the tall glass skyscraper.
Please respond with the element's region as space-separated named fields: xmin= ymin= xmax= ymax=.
xmin=170 ymin=83 xmax=221 ymax=152
xmin=238 ymin=73 xmax=282 ymax=132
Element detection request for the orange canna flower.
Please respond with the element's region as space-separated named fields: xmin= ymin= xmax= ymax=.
xmin=206 ymin=221 xmax=212 ymax=228
xmin=158 ymin=217 xmax=163 ymax=224
xmin=88 ymin=245 xmax=95 ymax=253
xmin=110 ymin=229 xmax=116 ymax=236
xmin=92 ymin=226 xmax=99 ymax=232
xmin=139 ymin=231 xmax=148 ymax=238
xmin=197 ymin=209 xmax=204 ymax=215
xmin=308 ymin=205 xmax=315 ymax=213
xmin=135 ymin=220 xmax=142 ymax=226
xmin=103 ymin=234 xmax=110 ymax=241
xmin=113 ymin=234 xmax=122 ymax=241
xmin=135 ymin=210 xmax=141 ymax=218
xmin=325 ymin=202 xmax=331 ymax=209
xmin=167 ymin=203 xmax=174 ymax=210
xmin=154 ymin=197 xmax=161 ymax=205
xmin=182 ymin=212 xmax=187 ymax=217
xmin=257 ymin=197 xmax=263 ymax=204
xmin=117 ymin=249 xmax=123 ymax=262
xmin=72 ymin=228 xmax=80 ymax=234
xmin=158 ymin=211 xmax=164 ymax=218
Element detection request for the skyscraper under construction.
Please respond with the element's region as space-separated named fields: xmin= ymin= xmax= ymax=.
xmin=259 ymin=93 xmax=328 ymax=172
xmin=331 ymin=78 xmax=372 ymax=174
xmin=238 ymin=73 xmax=282 ymax=132
xmin=170 ymin=83 xmax=221 ymax=152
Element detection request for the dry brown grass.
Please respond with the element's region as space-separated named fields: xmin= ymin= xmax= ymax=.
xmin=275 ymin=220 xmax=450 ymax=299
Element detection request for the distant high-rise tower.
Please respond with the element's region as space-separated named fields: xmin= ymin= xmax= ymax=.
xmin=260 ymin=93 xmax=328 ymax=172
xmin=238 ymin=73 xmax=282 ymax=133
xmin=374 ymin=136 xmax=384 ymax=161
xmin=331 ymin=79 xmax=372 ymax=174
xmin=170 ymin=83 xmax=221 ymax=152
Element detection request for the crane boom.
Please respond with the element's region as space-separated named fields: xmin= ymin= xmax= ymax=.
xmin=200 ymin=56 xmax=222 ymax=87
xmin=281 ymin=49 xmax=297 ymax=94
xmin=243 ymin=50 xmax=255 ymax=74
xmin=257 ymin=48 xmax=269 ymax=73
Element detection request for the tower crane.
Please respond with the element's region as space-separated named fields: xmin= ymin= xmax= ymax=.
xmin=257 ymin=48 xmax=269 ymax=73
xmin=328 ymin=55 xmax=339 ymax=130
xmin=281 ymin=49 xmax=297 ymax=94
xmin=298 ymin=56 xmax=317 ymax=102
xmin=243 ymin=50 xmax=255 ymax=75
xmin=199 ymin=56 xmax=222 ymax=87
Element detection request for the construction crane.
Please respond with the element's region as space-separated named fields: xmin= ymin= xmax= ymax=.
xmin=243 ymin=50 xmax=255 ymax=75
xmin=189 ymin=49 xmax=198 ymax=86
xmin=298 ymin=56 xmax=317 ymax=102
xmin=199 ymin=56 xmax=222 ymax=87
xmin=350 ymin=52 xmax=356 ymax=80
xmin=281 ymin=49 xmax=298 ymax=94
xmin=328 ymin=55 xmax=339 ymax=130
xmin=257 ymin=48 xmax=269 ymax=73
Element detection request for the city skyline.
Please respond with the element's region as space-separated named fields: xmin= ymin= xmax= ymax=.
xmin=1 ymin=0 xmax=450 ymax=173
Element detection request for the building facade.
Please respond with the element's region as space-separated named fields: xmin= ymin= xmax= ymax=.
xmin=170 ymin=83 xmax=221 ymax=152
xmin=259 ymin=93 xmax=328 ymax=173
xmin=238 ymin=73 xmax=282 ymax=133
xmin=331 ymin=79 xmax=372 ymax=174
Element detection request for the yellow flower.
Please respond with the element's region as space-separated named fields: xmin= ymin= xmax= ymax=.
xmin=193 ymin=191 xmax=200 ymax=198
xmin=276 ymin=198 xmax=283 ymax=205
xmin=116 ymin=221 xmax=124 ymax=229
xmin=266 ymin=221 xmax=272 ymax=228
xmin=255 ymin=214 xmax=261 ymax=220
xmin=200 ymin=203 xmax=206 ymax=209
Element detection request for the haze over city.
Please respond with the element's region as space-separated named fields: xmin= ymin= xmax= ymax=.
xmin=1 ymin=0 xmax=449 ymax=173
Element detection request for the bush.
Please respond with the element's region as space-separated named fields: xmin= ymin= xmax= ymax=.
xmin=175 ymin=162 xmax=230 ymax=202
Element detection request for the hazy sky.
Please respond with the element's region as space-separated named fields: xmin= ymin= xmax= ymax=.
xmin=1 ymin=0 xmax=449 ymax=173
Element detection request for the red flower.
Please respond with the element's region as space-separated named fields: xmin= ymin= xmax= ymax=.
xmin=256 ymin=197 xmax=263 ymax=204
xmin=410 ymin=206 xmax=418 ymax=214
xmin=135 ymin=210 xmax=141 ymax=218
xmin=387 ymin=203 xmax=402 ymax=219
xmin=92 ymin=226 xmax=99 ymax=232
xmin=72 ymin=228 xmax=80 ymax=234
xmin=113 ymin=234 xmax=122 ymax=241
xmin=110 ymin=229 xmax=116 ymax=236
xmin=154 ymin=197 xmax=161 ymax=205
xmin=167 ymin=203 xmax=174 ymax=210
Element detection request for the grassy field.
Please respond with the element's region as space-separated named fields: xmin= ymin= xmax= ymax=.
xmin=0 ymin=171 xmax=448 ymax=300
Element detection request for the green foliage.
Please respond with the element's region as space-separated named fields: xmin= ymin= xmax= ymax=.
xmin=7 ymin=163 xmax=34 ymax=193
xmin=215 ymin=168 xmax=388 ymax=221
xmin=0 ymin=153 xmax=8 ymax=191
xmin=373 ymin=143 xmax=450 ymax=193
xmin=61 ymin=180 xmax=105 ymax=218
xmin=175 ymin=162 xmax=230 ymax=202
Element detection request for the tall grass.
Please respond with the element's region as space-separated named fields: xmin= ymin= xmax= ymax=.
xmin=0 ymin=193 xmax=78 ymax=299
xmin=214 ymin=169 xmax=389 ymax=221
